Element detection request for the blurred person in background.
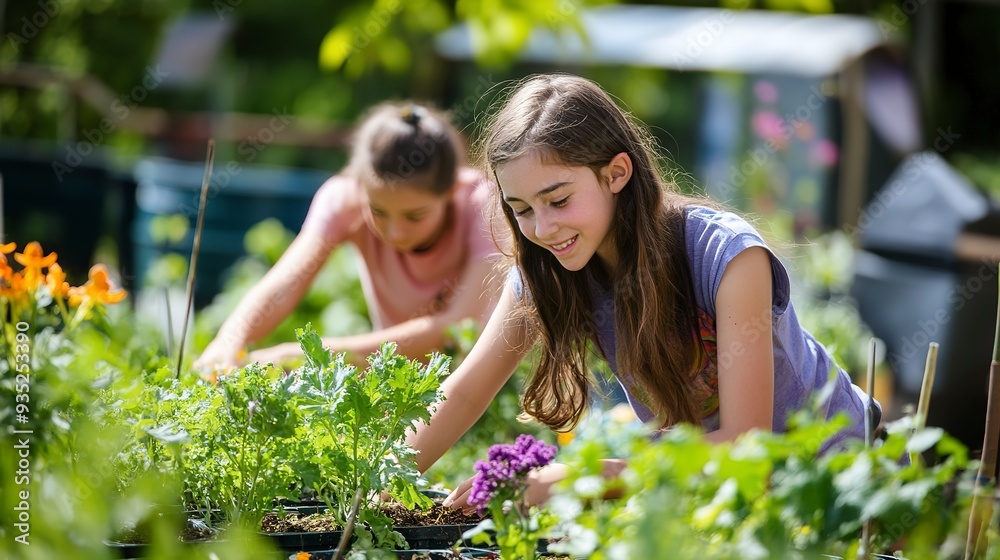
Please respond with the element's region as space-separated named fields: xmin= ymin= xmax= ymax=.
xmin=195 ymin=103 xmax=502 ymax=370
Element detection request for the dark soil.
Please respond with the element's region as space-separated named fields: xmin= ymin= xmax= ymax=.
xmin=382 ymin=503 xmax=484 ymax=526
xmin=261 ymin=505 xmax=484 ymax=533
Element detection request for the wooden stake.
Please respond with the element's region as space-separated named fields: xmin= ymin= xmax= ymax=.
xmin=175 ymin=139 xmax=215 ymax=378
xmin=865 ymin=338 xmax=877 ymax=448
xmin=910 ymin=342 xmax=940 ymax=466
xmin=333 ymin=488 xmax=363 ymax=560
xmin=966 ymin=266 xmax=1000 ymax=559
xmin=164 ymin=287 xmax=174 ymax=359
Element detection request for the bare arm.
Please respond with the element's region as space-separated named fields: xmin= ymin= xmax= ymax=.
xmin=323 ymin=258 xmax=501 ymax=364
xmin=196 ymin=228 xmax=336 ymax=368
xmin=405 ymin=283 xmax=534 ymax=473
xmin=705 ymin=246 xmax=775 ymax=443
xmin=249 ymin=256 xmax=503 ymax=367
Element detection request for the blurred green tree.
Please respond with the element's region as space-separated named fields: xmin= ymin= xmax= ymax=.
xmin=1 ymin=0 xmax=888 ymax=151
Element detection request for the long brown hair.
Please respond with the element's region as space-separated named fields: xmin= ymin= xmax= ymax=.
xmin=483 ymin=74 xmax=709 ymax=431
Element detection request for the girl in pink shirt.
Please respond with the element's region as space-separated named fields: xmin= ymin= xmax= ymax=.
xmin=196 ymin=103 xmax=502 ymax=368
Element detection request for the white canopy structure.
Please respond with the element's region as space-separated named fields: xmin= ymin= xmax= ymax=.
xmin=435 ymin=4 xmax=888 ymax=77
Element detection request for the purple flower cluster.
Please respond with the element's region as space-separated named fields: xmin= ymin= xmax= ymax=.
xmin=467 ymin=434 xmax=557 ymax=514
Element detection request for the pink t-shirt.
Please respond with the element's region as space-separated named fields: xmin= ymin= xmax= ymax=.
xmin=300 ymin=169 xmax=501 ymax=329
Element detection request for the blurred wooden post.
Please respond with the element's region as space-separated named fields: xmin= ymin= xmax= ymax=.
xmin=966 ymin=267 xmax=1000 ymax=559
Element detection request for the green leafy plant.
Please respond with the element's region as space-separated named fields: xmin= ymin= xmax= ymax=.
xmin=181 ymin=361 xmax=302 ymax=526
xmin=548 ymin=399 xmax=973 ymax=560
xmin=105 ymin=365 xmax=193 ymax=496
xmin=290 ymin=325 xmax=447 ymax=547
xmin=0 ymin=244 xmax=282 ymax=559
xmin=124 ymin=323 xmax=448 ymax=549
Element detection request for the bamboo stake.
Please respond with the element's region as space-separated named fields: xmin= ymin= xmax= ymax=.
xmin=859 ymin=337 xmax=878 ymax=560
xmin=865 ymin=338 xmax=877 ymax=448
xmin=333 ymin=488 xmax=364 ymax=560
xmin=966 ymin=266 xmax=1000 ymax=559
xmin=910 ymin=342 xmax=940 ymax=466
xmin=175 ymin=139 xmax=215 ymax=378
xmin=164 ymin=287 xmax=174 ymax=359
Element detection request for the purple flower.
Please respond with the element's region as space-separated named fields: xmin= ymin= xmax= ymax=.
xmin=466 ymin=434 xmax=557 ymax=514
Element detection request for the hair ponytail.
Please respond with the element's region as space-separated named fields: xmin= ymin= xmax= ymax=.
xmin=348 ymin=102 xmax=464 ymax=194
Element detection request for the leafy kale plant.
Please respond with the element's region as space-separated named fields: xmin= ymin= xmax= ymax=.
xmin=289 ymin=325 xmax=447 ymax=548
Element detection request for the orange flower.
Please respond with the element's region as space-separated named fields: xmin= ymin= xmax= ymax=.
xmin=14 ymin=241 xmax=57 ymax=268
xmin=1 ymin=243 xmax=18 ymax=286
xmin=296 ymin=553 xmax=312 ymax=560
xmin=0 ymin=271 xmax=29 ymax=306
xmin=68 ymin=264 xmax=127 ymax=306
xmin=0 ymin=253 xmax=11 ymax=283
xmin=46 ymin=262 xmax=70 ymax=299
xmin=14 ymin=241 xmax=57 ymax=291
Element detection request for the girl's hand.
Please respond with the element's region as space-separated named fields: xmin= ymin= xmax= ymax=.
xmin=246 ymin=342 xmax=301 ymax=368
xmin=193 ymin=340 xmax=245 ymax=372
xmin=441 ymin=476 xmax=476 ymax=513
xmin=442 ymin=463 xmax=570 ymax=513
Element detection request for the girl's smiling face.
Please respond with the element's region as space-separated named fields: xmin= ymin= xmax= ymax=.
xmin=497 ymin=151 xmax=632 ymax=271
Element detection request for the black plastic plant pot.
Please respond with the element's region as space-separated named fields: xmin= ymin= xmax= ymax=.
xmin=394 ymin=549 xmax=499 ymax=560
xmin=395 ymin=524 xmax=481 ymax=550
xmin=287 ymin=548 xmax=498 ymax=559
xmin=105 ymin=509 xmax=222 ymax=558
xmin=104 ymin=537 xmax=219 ymax=560
xmin=265 ymin=529 xmax=346 ymax=553
xmin=264 ymin=524 xmax=480 ymax=554
xmin=280 ymin=504 xmax=331 ymax=515
xmin=104 ymin=540 xmax=149 ymax=559
xmin=822 ymin=554 xmax=908 ymax=559
xmin=420 ymin=489 xmax=451 ymax=501
xmin=277 ymin=497 xmax=326 ymax=507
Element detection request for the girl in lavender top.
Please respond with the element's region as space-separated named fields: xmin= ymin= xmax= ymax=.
xmin=406 ymin=74 xmax=879 ymax=508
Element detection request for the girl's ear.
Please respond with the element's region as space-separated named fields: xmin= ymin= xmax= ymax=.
xmin=603 ymin=152 xmax=632 ymax=194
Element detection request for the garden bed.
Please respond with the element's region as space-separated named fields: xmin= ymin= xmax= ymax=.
xmin=0 ymin=242 xmax=989 ymax=559
xmin=260 ymin=504 xmax=484 ymax=552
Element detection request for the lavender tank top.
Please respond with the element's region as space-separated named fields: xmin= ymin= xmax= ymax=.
xmin=510 ymin=205 xmax=875 ymax=451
